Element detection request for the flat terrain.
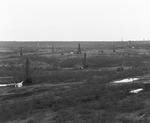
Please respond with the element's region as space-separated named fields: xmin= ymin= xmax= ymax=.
xmin=0 ymin=41 xmax=150 ymax=122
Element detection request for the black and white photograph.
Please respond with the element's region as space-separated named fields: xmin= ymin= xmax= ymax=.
xmin=1 ymin=0 xmax=150 ymax=122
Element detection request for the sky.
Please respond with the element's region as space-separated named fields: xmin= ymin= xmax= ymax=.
xmin=0 ymin=0 xmax=150 ymax=41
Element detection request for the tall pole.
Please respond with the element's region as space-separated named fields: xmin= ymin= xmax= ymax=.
xmin=77 ymin=43 xmax=81 ymax=54
xmin=83 ymin=52 xmax=88 ymax=69
xmin=19 ymin=41 xmax=23 ymax=57
xmin=83 ymin=52 xmax=86 ymax=66
xmin=113 ymin=42 xmax=116 ymax=52
xmin=24 ymin=58 xmax=32 ymax=85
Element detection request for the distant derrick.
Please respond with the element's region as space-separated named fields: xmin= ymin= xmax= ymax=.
xmin=24 ymin=58 xmax=32 ymax=85
xmin=77 ymin=43 xmax=81 ymax=54
xmin=112 ymin=42 xmax=116 ymax=52
xmin=83 ymin=52 xmax=88 ymax=69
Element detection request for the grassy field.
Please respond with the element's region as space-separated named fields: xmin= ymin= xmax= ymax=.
xmin=0 ymin=41 xmax=150 ymax=122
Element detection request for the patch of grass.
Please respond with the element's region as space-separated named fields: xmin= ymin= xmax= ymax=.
xmin=0 ymin=47 xmax=150 ymax=122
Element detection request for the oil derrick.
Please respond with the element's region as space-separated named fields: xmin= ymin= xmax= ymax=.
xmin=24 ymin=58 xmax=32 ymax=85
xmin=20 ymin=47 xmax=23 ymax=57
xmin=77 ymin=43 xmax=81 ymax=54
xmin=113 ymin=42 xmax=116 ymax=52
xmin=98 ymin=42 xmax=100 ymax=55
xmin=52 ymin=46 xmax=54 ymax=54
xmin=83 ymin=52 xmax=88 ymax=69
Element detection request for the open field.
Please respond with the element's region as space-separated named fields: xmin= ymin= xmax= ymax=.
xmin=1 ymin=41 xmax=150 ymax=122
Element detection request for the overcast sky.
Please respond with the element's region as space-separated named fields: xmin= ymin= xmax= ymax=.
xmin=0 ymin=0 xmax=150 ymax=41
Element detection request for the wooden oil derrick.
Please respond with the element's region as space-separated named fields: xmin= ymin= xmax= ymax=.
xmin=52 ymin=46 xmax=54 ymax=54
xmin=83 ymin=52 xmax=88 ymax=69
xmin=24 ymin=58 xmax=32 ymax=85
xmin=113 ymin=42 xmax=116 ymax=52
xmin=97 ymin=42 xmax=100 ymax=55
xmin=77 ymin=43 xmax=81 ymax=54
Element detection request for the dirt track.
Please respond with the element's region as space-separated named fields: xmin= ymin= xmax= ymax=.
xmin=0 ymin=81 xmax=85 ymax=101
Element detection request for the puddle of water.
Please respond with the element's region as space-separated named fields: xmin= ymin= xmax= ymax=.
xmin=0 ymin=82 xmax=23 ymax=88
xmin=0 ymin=83 xmax=15 ymax=87
xmin=113 ymin=78 xmax=140 ymax=84
xmin=130 ymin=88 xmax=143 ymax=93
xmin=0 ymin=84 xmax=8 ymax=87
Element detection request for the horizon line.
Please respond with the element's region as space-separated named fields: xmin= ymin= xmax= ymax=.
xmin=0 ymin=40 xmax=149 ymax=42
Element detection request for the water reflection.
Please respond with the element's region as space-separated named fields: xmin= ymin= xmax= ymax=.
xmin=113 ymin=78 xmax=139 ymax=84
xmin=130 ymin=88 xmax=143 ymax=93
